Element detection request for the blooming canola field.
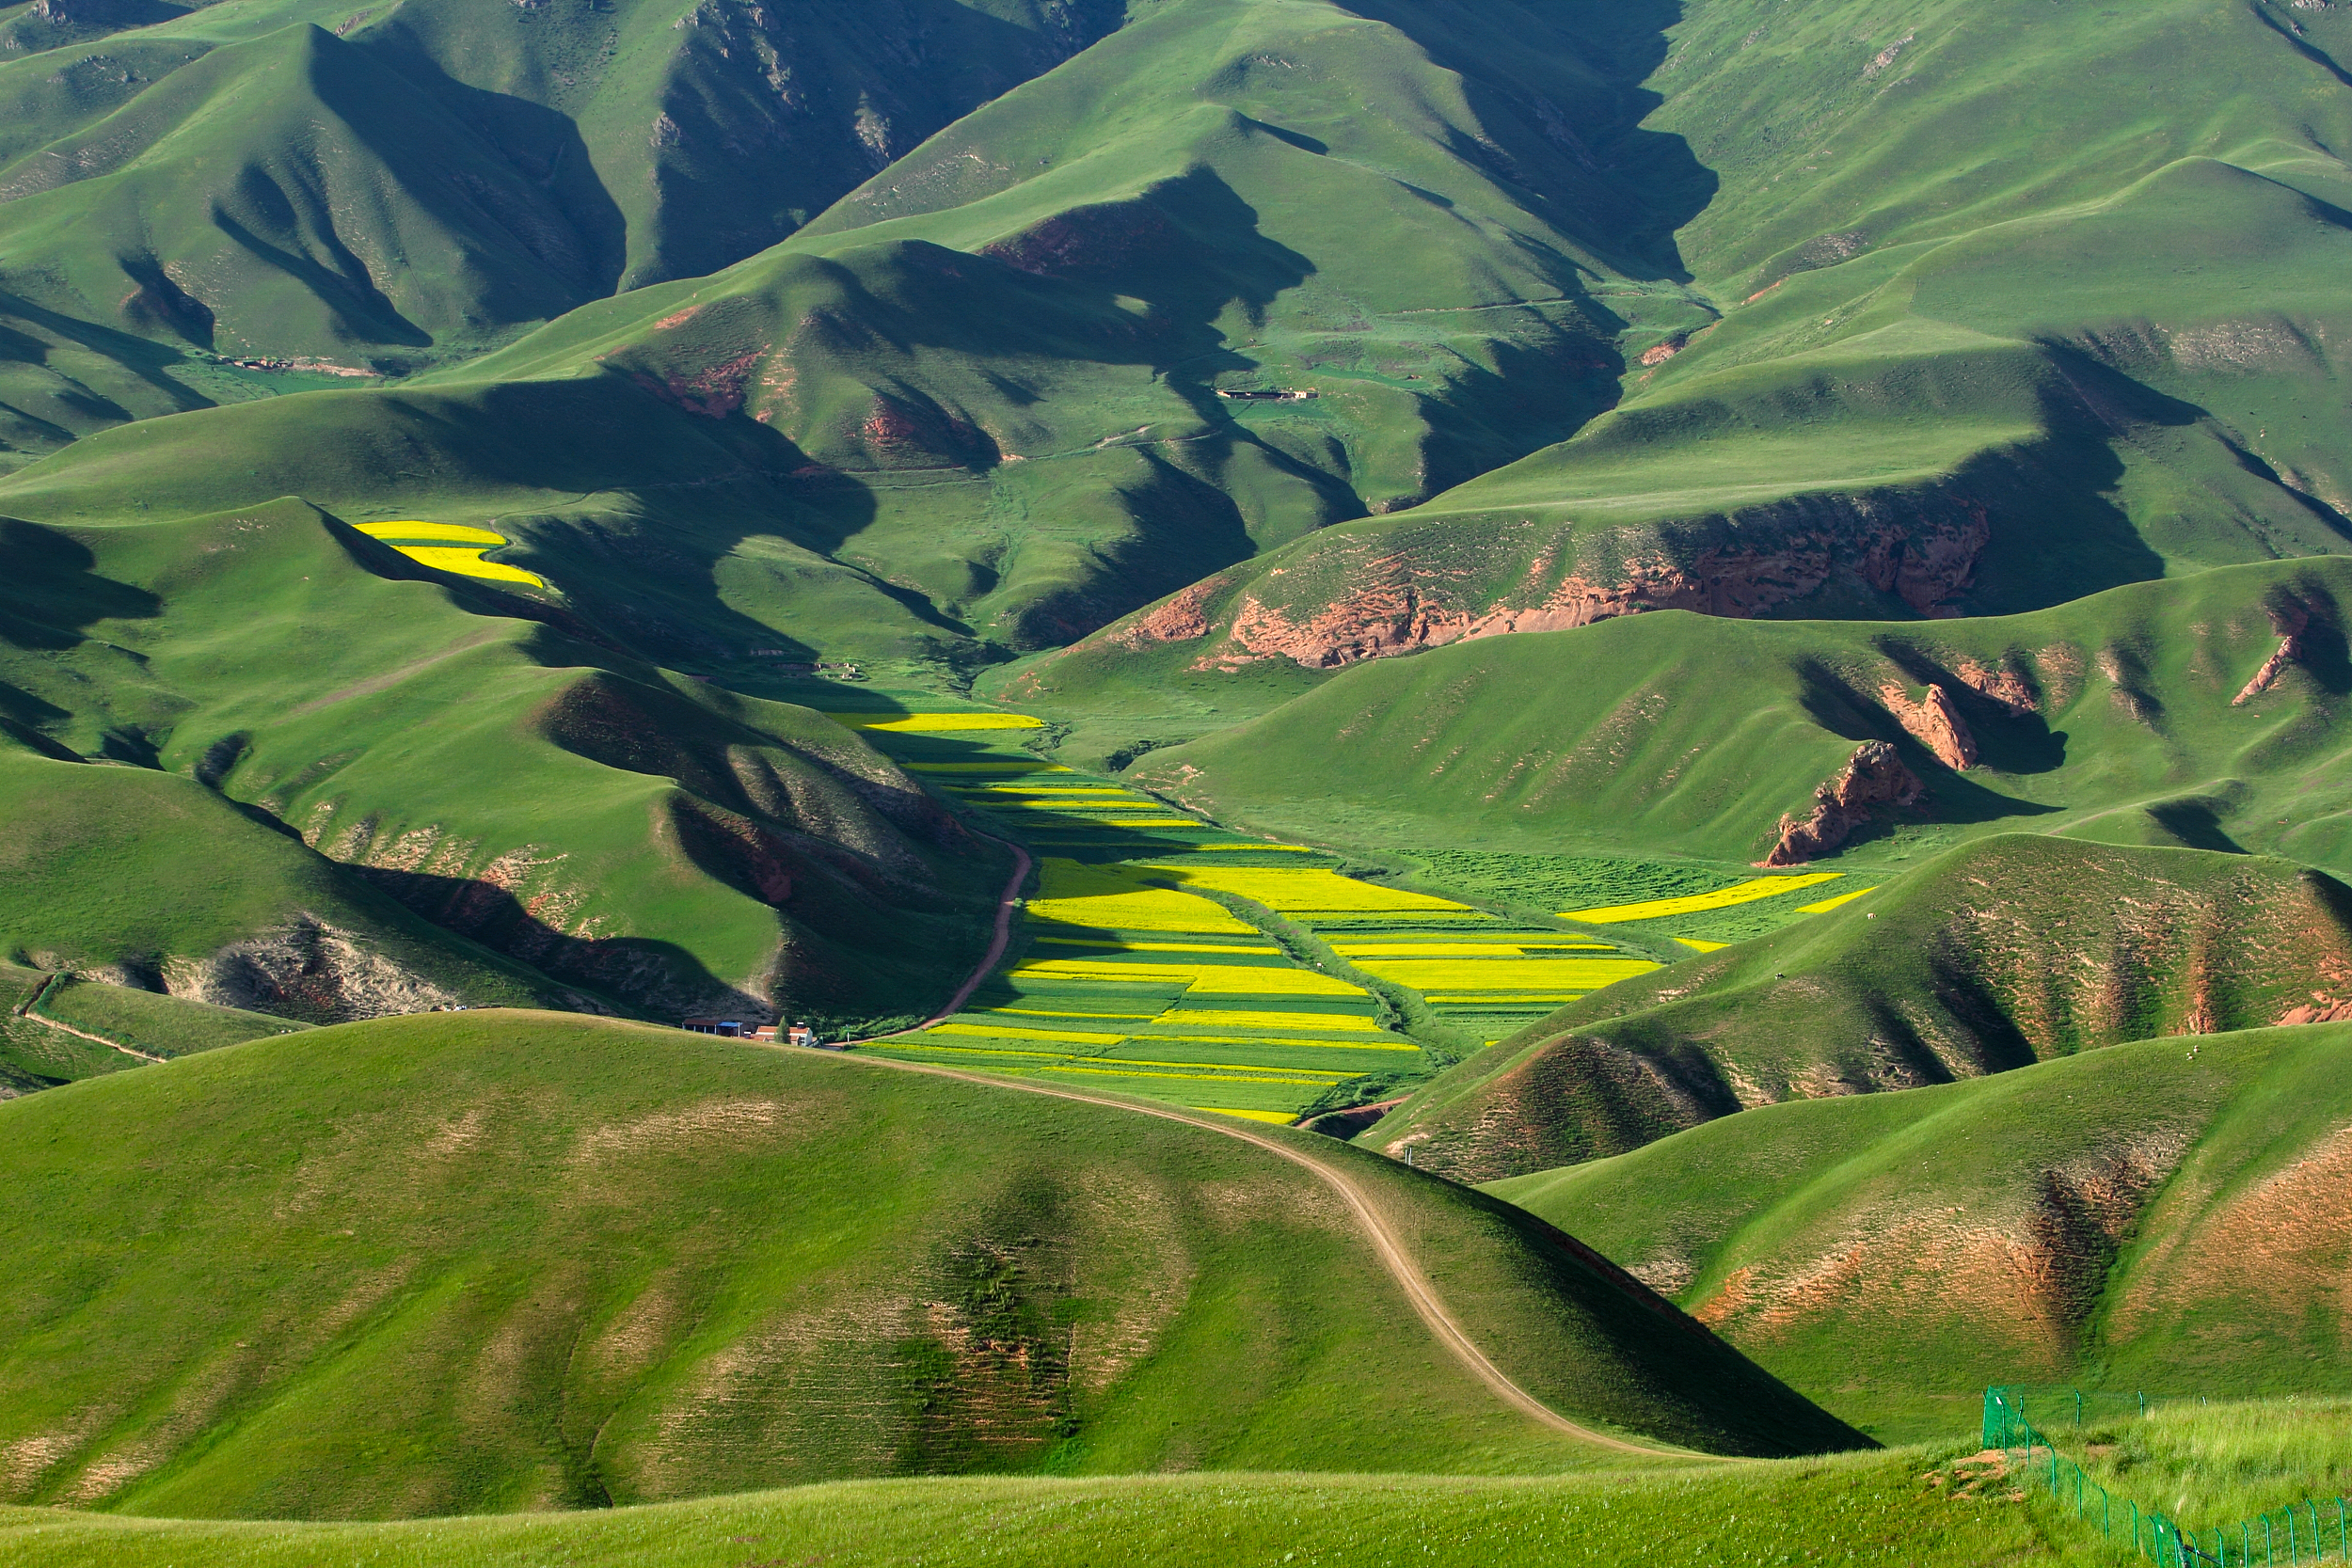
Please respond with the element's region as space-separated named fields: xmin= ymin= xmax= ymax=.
xmin=830 ymin=709 xmax=1670 ymax=1118
xmin=353 ymin=522 xmax=547 ymax=587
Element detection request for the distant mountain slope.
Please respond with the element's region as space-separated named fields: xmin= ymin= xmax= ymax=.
xmin=0 ymin=1013 xmax=1861 ymax=1517
xmin=1041 ymin=0 xmax=2352 ymax=679
xmin=0 ymin=0 xmax=1120 ymax=462
xmin=0 ymin=497 xmax=1009 ymax=1026
xmin=1369 ymin=835 xmax=2352 ymax=1181
xmin=1491 ymin=1022 xmax=2352 ymax=1440
xmin=0 ymin=0 xmax=1719 ymax=657
xmin=1122 ymin=558 xmax=2352 ymax=877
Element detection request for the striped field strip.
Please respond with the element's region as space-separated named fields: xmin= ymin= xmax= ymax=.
xmin=1798 ymin=886 xmax=1880 ymax=913
xmin=823 ymin=712 xmax=1044 ymax=732
xmin=996 ymin=1008 xmax=1160 ymax=1020
xmin=1032 ymin=938 xmax=1282 ymax=954
xmin=1194 ymin=1107 xmax=1299 ymax=1124
xmin=355 ymin=521 xmax=505 ymax=543
xmin=1675 ymin=938 xmax=1731 ymax=953
xmin=1561 ymin=873 xmax=1842 ymax=923
xmin=904 ymin=762 xmax=1072 ymax=772
xmin=891 ymin=1039 xmax=1357 ymax=1077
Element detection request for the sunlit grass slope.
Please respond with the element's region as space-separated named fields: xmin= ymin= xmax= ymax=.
xmin=0 ymin=957 xmax=308 ymax=1099
xmin=1491 ymin=1024 xmax=2352 ymax=1443
xmin=1370 ymin=835 xmax=2352 ymax=1181
xmin=2 ymin=0 xmax=1712 ymax=661
xmin=1127 ymin=558 xmax=2352 ymax=877
xmin=0 ymin=498 xmax=1008 ymax=1027
xmin=1040 ymin=0 xmax=2352 ymax=688
xmin=0 ymin=1012 xmax=1860 ymax=1518
xmin=0 ymin=1448 xmax=2055 ymax=1568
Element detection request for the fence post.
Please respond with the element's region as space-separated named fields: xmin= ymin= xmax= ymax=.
xmin=2338 ymin=1497 xmax=2345 ymax=1562
xmin=2077 ymin=1388 xmax=2086 ymax=1427
xmin=2140 ymin=1390 xmax=2149 ymax=1418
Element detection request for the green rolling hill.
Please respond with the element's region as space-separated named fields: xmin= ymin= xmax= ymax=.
xmin=1029 ymin=0 xmax=2352 ymax=688
xmin=1366 ymin=835 xmax=2352 ymax=1180
xmin=0 ymin=958 xmax=305 ymax=1098
xmin=0 ymin=496 xmax=1009 ymax=1030
xmin=0 ymin=0 xmax=1120 ymax=467
xmin=0 ymin=0 xmax=1718 ymax=657
xmin=1119 ymin=558 xmax=2352 ymax=877
xmin=0 ymin=1011 xmax=1860 ymax=1518
xmin=1490 ymin=1022 xmax=2352 ymax=1442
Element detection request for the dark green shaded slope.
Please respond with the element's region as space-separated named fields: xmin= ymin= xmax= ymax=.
xmin=0 ymin=1013 xmax=1857 ymax=1518
xmin=1127 ymin=559 xmax=2352 ymax=876
xmin=0 ymin=498 xmax=1009 ymax=1027
xmin=1492 ymin=1023 xmax=2352 ymax=1441
xmin=1372 ymin=836 xmax=2352 ymax=1180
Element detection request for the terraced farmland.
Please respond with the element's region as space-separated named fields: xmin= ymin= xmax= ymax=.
xmin=839 ymin=708 xmax=1670 ymax=1117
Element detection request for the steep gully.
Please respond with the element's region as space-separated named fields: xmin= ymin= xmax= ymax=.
xmin=830 ymin=831 xmax=1698 ymax=1460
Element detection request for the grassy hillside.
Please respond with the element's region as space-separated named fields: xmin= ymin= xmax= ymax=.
xmin=1367 ymin=836 xmax=2352 ymax=1180
xmin=1491 ymin=1024 xmax=2352 ymax=1442
xmin=0 ymin=1449 xmax=2057 ymax=1567
xmin=1121 ymin=558 xmax=2352 ymax=877
xmin=0 ymin=1011 xmax=1861 ymax=1519
xmin=0 ymin=957 xmax=308 ymax=1099
xmin=1032 ymin=0 xmax=2352 ymax=689
xmin=0 ymin=0 xmax=1116 ymax=415
xmin=0 ymin=497 xmax=1009 ymax=1027
xmin=0 ymin=0 xmax=1719 ymax=661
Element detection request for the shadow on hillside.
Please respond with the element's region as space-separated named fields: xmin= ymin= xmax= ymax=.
xmin=359 ymin=864 xmax=758 ymax=1021
xmin=0 ymin=519 xmax=162 ymax=648
xmin=1346 ymin=0 xmax=1714 ymax=282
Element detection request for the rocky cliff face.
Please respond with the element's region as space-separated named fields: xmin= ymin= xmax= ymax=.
xmin=1074 ymin=485 xmax=1995 ymax=676
xmin=1763 ymin=741 xmax=1924 ymax=866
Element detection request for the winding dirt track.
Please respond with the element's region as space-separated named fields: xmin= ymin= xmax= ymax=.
xmin=837 ymin=832 xmax=1681 ymax=1460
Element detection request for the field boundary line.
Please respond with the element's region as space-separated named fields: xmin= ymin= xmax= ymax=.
xmin=16 ymin=980 xmax=164 ymax=1065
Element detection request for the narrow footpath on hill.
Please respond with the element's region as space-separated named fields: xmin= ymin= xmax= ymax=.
xmin=840 ymin=833 xmax=1686 ymax=1461
xmin=8 ymin=975 xmax=159 ymax=1065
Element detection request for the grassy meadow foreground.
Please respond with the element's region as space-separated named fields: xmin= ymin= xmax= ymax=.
xmin=0 ymin=1396 xmax=2338 ymax=1568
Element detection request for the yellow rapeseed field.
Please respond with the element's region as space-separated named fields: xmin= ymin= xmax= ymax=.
xmin=1562 ymin=873 xmax=1841 ymax=923
xmin=1146 ymin=1009 xmax=1384 ymax=1033
xmin=822 ymin=712 xmax=1044 ymax=732
xmin=1352 ymin=958 xmax=1661 ymax=990
xmin=355 ymin=521 xmax=506 ymax=543
xmin=1798 ymin=886 xmax=1880 ymax=913
xmin=1138 ymin=865 xmax=1471 ymax=913
xmin=1024 ymin=860 xmax=1256 ymax=934
xmin=1032 ymin=938 xmax=1280 ymax=954
xmin=389 ymin=546 xmax=547 ymax=587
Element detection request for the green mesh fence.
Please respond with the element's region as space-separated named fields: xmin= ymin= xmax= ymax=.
xmin=1984 ymin=1387 xmax=2350 ymax=1566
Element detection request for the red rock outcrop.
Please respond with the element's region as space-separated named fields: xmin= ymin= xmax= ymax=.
xmin=1177 ymin=504 xmax=1992 ymax=672
xmin=2233 ymin=598 xmax=2311 ymax=706
xmin=1762 ymin=741 xmax=1923 ymax=866
xmin=1880 ymin=682 xmax=1979 ymax=769
xmin=1110 ymin=575 xmax=1226 ymax=647
xmin=1951 ymin=657 xmax=2039 ymax=715
xmin=2277 ymin=997 xmax=2352 ymax=1026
